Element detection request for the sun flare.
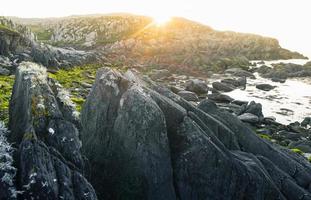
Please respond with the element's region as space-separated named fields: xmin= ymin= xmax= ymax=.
xmin=152 ymin=14 xmax=172 ymax=26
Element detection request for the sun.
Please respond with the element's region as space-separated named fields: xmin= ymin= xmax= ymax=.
xmin=152 ymin=14 xmax=172 ymax=26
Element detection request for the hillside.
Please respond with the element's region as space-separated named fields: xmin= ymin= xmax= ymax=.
xmin=10 ymin=14 xmax=306 ymax=72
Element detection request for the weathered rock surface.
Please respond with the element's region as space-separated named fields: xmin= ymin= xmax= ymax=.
xmin=8 ymin=62 xmax=97 ymax=200
xmin=0 ymin=122 xmax=17 ymax=200
xmin=81 ymin=68 xmax=176 ymax=199
xmin=185 ymin=79 xmax=208 ymax=94
xmin=212 ymin=81 xmax=235 ymax=92
xmin=177 ymin=90 xmax=199 ymax=102
xmin=207 ymin=93 xmax=234 ymax=103
xmin=81 ymin=67 xmax=311 ymax=200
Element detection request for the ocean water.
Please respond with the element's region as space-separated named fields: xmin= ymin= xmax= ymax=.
xmin=225 ymin=59 xmax=311 ymax=124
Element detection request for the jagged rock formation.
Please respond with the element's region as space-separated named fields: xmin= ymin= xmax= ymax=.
xmin=0 ymin=17 xmax=101 ymax=70
xmin=0 ymin=122 xmax=17 ymax=200
xmin=82 ymin=67 xmax=311 ymax=199
xmin=8 ymin=62 xmax=97 ymax=199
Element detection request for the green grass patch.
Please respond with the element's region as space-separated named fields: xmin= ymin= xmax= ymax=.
xmin=290 ymin=148 xmax=304 ymax=155
xmin=0 ymin=24 xmax=19 ymax=35
xmin=258 ymin=134 xmax=272 ymax=141
xmin=0 ymin=75 xmax=14 ymax=124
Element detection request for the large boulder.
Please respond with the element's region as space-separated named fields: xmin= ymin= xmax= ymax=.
xmin=225 ymin=68 xmax=256 ymax=79
xmin=81 ymin=68 xmax=176 ymax=199
xmin=212 ymin=81 xmax=235 ymax=92
xmin=185 ymin=79 xmax=208 ymax=94
xmin=81 ymin=67 xmax=311 ymax=199
xmin=177 ymin=90 xmax=199 ymax=102
xmin=9 ymin=62 xmax=97 ymax=200
xmin=256 ymin=83 xmax=276 ymax=91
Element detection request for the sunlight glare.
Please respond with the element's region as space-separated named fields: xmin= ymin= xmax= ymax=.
xmin=152 ymin=14 xmax=172 ymax=26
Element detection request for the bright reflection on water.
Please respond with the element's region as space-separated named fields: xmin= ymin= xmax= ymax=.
xmin=225 ymin=59 xmax=311 ymax=124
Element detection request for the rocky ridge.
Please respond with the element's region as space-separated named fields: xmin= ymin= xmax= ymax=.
xmin=6 ymin=62 xmax=97 ymax=200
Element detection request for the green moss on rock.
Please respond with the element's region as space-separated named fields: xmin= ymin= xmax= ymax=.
xmin=0 ymin=75 xmax=14 ymax=124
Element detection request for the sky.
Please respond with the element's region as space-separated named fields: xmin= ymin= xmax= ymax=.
xmin=1 ymin=0 xmax=310 ymax=58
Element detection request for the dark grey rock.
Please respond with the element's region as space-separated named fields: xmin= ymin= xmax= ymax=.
xmin=221 ymin=77 xmax=246 ymax=88
xmin=207 ymin=93 xmax=234 ymax=103
xmin=177 ymin=90 xmax=199 ymax=102
xmin=9 ymin=62 xmax=97 ymax=200
xmin=212 ymin=81 xmax=235 ymax=92
xmin=225 ymin=68 xmax=256 ymax=79
xmin=81 ymin=68 xmax=176 ymax=199
xmin=79 ymin=67 xmax=311 ymax=199
xmin=238 ymin=113 xmax=260 ymax=124
xmin=238 ymin=101 xmax=264 ymax=118
xmin=185 ymin=79 xmax=208 ymax=94
xmin=256 ymin=83 xmax=276 ymax=91
xmin=301 ymin=117 xmax=311 ymax=127
xmin=19 ymin=138 xmax=97 ymax=200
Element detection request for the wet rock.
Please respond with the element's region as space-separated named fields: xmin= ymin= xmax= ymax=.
xmin=185 ymin=79 xmax=208 ymax=94
xmin=256 ymin=65 xmax=271 ymax=74
xmin=301 ymin=117 xmax=311 ymax=127
xmin=238 ymin=101 xmax=264 ymax=118
xmin=81 ymin=68 xmax=176 ymax=199
xmin=256 ymin=83 xmax=276 ymax=91
xmin=212 ymin=81 xmax=235 ymax=92
xmin=178 ymin=90 xmax=199 ymax=102
xmin=207 ymin=93 xmax=234 ymax=103
xmin=221 ymin=77 xmax=246 ymax=88
xmin=232 ymin=100 xmax=248 ymax=106
xmin=238 ymin=113 xmax=260 ymax=124
xmin=225 ymin=68 xmax=256 ymax=79
xmin=9 ymin=62 xmax=97 ymax=200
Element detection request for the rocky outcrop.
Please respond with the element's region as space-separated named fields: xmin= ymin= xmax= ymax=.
xmin=81 ymin=68 xmax=176 ymax=199
xmin=81 ymin=67 xmax=311 ymax=199
xmin=8 ymin=62 xmax=97 ymax=199
xmin=185 ymin=79 xmax=209 ymax=95
xmin=259 ymin=63 xmax=311 ymax=79
xmin=0 ymin=122 xmax=17 ymax=200
xmin=31 ymin=44 xmax=101 ymax=69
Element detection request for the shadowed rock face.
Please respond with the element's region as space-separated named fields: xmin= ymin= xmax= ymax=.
xmin=82 ymin=67 xmax=311 ymax=200
xmin=8 ymin=62 xmax=97 ymax=200
xmin=81 ymin=68 xmax=176 ymax=199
